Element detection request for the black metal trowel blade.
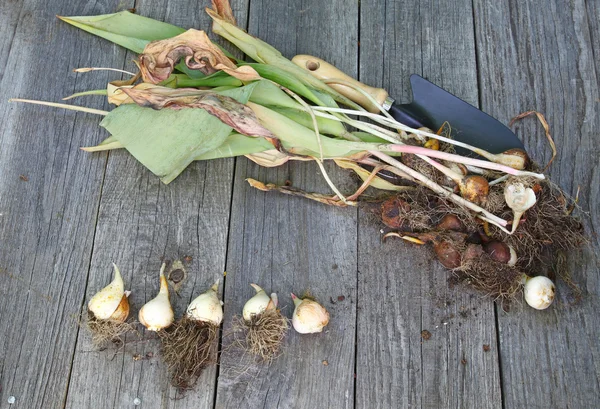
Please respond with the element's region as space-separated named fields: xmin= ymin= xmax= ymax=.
xmin=388 ymin=74 xmax=524 ymax=155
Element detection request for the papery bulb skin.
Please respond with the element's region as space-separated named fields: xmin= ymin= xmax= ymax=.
xmin=500 ymin=149 xmax=529 ymax=170
xmin=109 ymin=291 xmax=131 ymax=322
xmin=459 ymin=175 xmax=489 ymax=205
xmin=434 ymin=240 xmax=462 ymax=269
xmin=483 ymin=241 xmax=511 ymax=263
xmin=436 ymin=214 xmax=464 ymax=232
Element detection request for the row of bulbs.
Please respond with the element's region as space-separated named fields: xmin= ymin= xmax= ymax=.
xmin=88 ymin=263 xmax=330 ymax=334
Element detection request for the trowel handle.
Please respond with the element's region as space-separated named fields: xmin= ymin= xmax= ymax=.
xmin=291 ymin=54 xmax=390 ymax=113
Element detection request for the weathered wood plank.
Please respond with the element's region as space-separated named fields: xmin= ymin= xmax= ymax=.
xmin=474 ymin=0 xmax=600 ymax=407
xmin=585 ymin=0 xmax=599 ymax=76
xmin=63 ymin=1 xmax=248 ymax=409
xmin=0 ymin=1 xmax=123 ymax=408
xmin=214 ymin=1 xmax=359 ymax=408
xmin=0 ymin=0 xmax=23 ymax=84
xmin=355 ymin=1 xmax=502 ymax=408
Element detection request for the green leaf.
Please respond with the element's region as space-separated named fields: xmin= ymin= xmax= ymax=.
xmin=208 ymin=11 xmax=361 ymax=109
xmin=62 ymin=89 xmax=108 ymax=101
xmin=195 ymin=132 xmax=273 ymax=160
xmin=59 ymin=11 xmax=236 ymax=59
xmin=100 ymin=83 xmax=258 ymax=184
xmin=248 ymin=79 xmax=300 ymax=109
xmin=173 ymin=72 xmax=243 ymax=88
xmin=249 ymin=103 xmax=384 ymax=158
xmin=58 ymin=12 xmax=186 ymax=53
xmin=268 ymin=107 xmax=348 ymax=137
xmin=245 ymin=63 xmax=324 ymax=106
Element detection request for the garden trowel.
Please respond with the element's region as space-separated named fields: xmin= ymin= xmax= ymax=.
xmin=292 ymin=55 xmax=524 ymax=155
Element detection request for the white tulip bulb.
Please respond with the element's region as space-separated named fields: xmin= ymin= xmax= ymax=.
xmin=524 ymin=276 xmax=555 ymax=310
xmin=242 ymin=284 xmax=275 ymax=321
xmin=291 ymin=293 xmax=330 ymax=334
xmin=88 ymin=263 xmax=130 ymax=321
xmin=139 ymin=264 xmax=174 ymax=331
xmin=187 ymin=280 xmax=223 ymax=326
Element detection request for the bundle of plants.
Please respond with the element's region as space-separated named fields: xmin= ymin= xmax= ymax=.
xmin=11 ymin=0 xmax=586 ymax=309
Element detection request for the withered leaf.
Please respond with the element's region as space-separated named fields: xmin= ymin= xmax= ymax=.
xmin=122 ymin=87 xmax=275 ymax=139
xmin=100 ymin=84 xmax=262 ymax=184
xmin=210 ymin=0 xmax=236 ymax=25
xmin=139 ymin=29 xmax=259 ymax=83
xmin=110 ymin=84 xmax=206 ymax=106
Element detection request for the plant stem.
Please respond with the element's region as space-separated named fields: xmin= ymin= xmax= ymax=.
xmin=384 ymin=144 xmax=544 ymax=179
xmin=74 ymin=67 xmax=137 ymax=76
xmin=9 ymin=99 xmax=109 ymax=116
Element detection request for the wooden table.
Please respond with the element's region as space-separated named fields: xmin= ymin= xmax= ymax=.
xmin=1 ymin=0 xmax=598 ymax=408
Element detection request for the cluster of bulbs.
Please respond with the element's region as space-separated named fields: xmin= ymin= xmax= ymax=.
xmin=87 ymin=263 xmax=330 ymax=336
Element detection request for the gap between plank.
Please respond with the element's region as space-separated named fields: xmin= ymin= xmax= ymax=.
xmin=211 ymin=1 xmax=254 ymax=405
xmin=470 ymin=1 xmax=506 ymax=407
xmin=352 ymin=0 xmax=362 ymax=406
xmin=60 ymin=1 xmax=136 ymax=404
xmin=211 ymin=155 xmax=238 ymax=409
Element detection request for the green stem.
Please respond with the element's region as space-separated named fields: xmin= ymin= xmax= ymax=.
xmin=9 ymin=99 xmax=109 ymax=116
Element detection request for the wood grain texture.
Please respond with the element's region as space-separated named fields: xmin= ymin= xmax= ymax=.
xmin=355 ymin=1 xmax=502 ymax=408
xmin=0 ymin=1 xmax=121 ymax=408
xmin=0 ymin=0 xmax=23 ymax=84
xmin=63 ymin=1 xmax=247 ymax=409
xmin=474 ymin=0 xmax=600 ymax=407
xmin=214 ymin=1 xmax=359 ymax=408
xmin=1 ymin=0 xmax=599 ymax=408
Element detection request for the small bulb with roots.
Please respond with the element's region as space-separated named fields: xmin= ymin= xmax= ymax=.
xmin=159 ymin=279 xmax=223 ymax=390
xmin=233 ymin=284 xmax=288 ymax=362
xmin=88 ymin=263 xmax=130 ymax=321
xmin=86 ymin=264 xmax=134 ymax=347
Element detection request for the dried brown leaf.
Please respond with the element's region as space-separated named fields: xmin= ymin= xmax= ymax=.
xmin=121 ymin=87 xmax=275 ymax=139
xmin=210 ymin=0 xmax=237 ymax=25
xmin=245 ymin=178 xmax=356 ymax=207
xmin=138 ymin=29 xmax=259 ymax=83
xmin=509 ymin=110 xmax=556 ymax=172
xmin=245 ymin=149 xmax=290 ymax=167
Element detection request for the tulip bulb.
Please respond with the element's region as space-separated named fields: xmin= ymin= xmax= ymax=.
xmin=243 ymin=284 xmax=276 ymax=321
xmin=499 ymin=149 xmax=529 ymax=170
xmin=459 ymin=175 xmax=489 ymax=205
xmin=523 ymin=275 xmax=555 ymax=310
xmin=291 ymin=293 xmax=330 ymax=334
xmin=505 ymin=182 xmax=537 ymax=233
xmin=187 ymin=280 xmax=224 ymax=326
xmin=88 ymin=263 xmax=130 ymax=321
xmin=139 ymin=263 xmax=174 ymax=331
